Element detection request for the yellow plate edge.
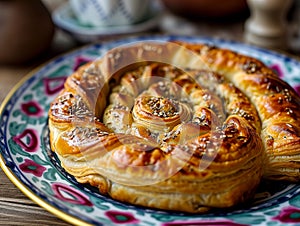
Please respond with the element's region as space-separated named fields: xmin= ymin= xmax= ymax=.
xmin=0 ymin=156 xmax=92 ymax=226
xmin=0 ymin=45 xmax=94 ymax=226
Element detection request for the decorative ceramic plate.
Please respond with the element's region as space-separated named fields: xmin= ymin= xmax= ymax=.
xmin=52 ymin=2 xmax=162 ymax=43
xmin=1 ymin=35 xmax=300 ymax=226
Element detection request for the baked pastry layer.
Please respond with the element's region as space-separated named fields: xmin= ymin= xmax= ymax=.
xmin=49 ymin=41 xmax=299 ymax=212
xmin=174 ymin=42 xmax=300 ymax=181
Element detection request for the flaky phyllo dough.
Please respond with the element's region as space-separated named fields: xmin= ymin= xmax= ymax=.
xmin=49 ymin=41 xmax=300 ymax=213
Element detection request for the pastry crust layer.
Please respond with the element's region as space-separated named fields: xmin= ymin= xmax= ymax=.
xmin=49 ymin=41 xmax=299 ymax=212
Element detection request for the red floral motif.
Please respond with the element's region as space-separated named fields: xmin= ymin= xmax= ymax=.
xmin=270 ymin=64 xmax=284 ymax=78
xmin=19 ymin=159 xmax=46 ymax=177
xmin=105 ymin=210 xmax=139 ymax=224
xmin=73 ymin=57 xmax=92 ymax=71
xmin=52 ymin=183 xmax=93 ymax=206
xmin=273 ymin=206 xmax=300 ymax=223
xmin=43 ymin=77 xmax=67 ymax=95
xmin=21 ymin=101 xmax=43 ymax=117
xmin=162 ymin=219 xmax=248 ymax=226
xmin=13 ymin=129 xmax=39 ymax=152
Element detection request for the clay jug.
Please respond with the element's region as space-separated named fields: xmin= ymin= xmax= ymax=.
xmin=0 ymin=0 xmax=55 ymax=64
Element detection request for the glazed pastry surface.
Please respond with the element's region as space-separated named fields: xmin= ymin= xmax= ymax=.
xmin=175 ymin=41 xmax=300 ymax=181
xmin=49 ymin=41 xmax=300 ymax=213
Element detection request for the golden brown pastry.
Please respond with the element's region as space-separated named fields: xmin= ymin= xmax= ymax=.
xmin=174 ymin=41 xmax=300 ymax=181
xmin=48 ymin=40 xmax=299 ymax=213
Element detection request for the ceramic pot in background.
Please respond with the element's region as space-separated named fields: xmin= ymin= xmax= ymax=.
xmin=70 ymin=0 xmax=152 ymax=27
xmin=0 ymin=0 xmax=55 ymax=64
xmin=160 ymin=0 xmax=248 ymax=19
xmin=245 ymin=0 xmax=293 ymax=49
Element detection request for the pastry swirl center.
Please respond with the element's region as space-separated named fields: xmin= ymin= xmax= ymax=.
xmin=139 ymin=96 xmax=179 ymax=118
xmin=103 ymin=63 xmax=226 ymax=144
xmin=132 ymin=95 xmax=190 ymax=133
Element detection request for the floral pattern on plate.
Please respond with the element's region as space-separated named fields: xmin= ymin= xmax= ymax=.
xmin=1 ymin=35 xmax=300 ymax=226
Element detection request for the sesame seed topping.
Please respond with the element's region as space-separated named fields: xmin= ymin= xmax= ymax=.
xmin=243 ymin=61 xmax=260 ymax=74
xmin=285 ymin=107 xmax=294 ymax=115
xmin=146 ymin=96 xmax=180 ymax=118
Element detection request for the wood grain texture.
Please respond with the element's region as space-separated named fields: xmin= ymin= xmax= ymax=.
xmin=0 ymin=169 xmax=69 ymax=225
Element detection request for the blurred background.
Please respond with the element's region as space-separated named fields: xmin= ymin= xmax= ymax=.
xmin=0 ymin=0 xmax=299 ymax=65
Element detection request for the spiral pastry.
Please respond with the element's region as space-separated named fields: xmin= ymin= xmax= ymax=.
xmin=48 ymin=41 xmax=298 ymax=213
xmin=175 ymin=41 xmax=300 ymax=181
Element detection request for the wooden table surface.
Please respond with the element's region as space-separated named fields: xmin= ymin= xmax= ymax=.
xmin=1 ymin=2 xmax=300 ymax=225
